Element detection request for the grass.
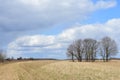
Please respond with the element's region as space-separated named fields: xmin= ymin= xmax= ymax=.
xmin=0 ymin=60 xmax=120 ymax=80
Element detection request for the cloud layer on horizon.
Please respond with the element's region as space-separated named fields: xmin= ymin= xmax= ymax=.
xmin=7 ymin=18 xmax=120 ymax=58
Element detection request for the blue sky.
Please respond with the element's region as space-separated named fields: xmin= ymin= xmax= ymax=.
xmin=0 ymin=0 xmax=120 ymax=59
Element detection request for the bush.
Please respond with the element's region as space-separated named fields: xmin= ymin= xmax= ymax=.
xmin=0 ymin=50 xmax=6 ymax=62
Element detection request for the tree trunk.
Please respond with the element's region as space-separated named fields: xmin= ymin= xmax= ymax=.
xmin=106 ymin=54 xmax=109 ymax=62
xmin=72 ymin=54 xmax=74 ymax=62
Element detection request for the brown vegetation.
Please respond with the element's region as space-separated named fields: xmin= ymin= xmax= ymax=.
xmin=0 ymin=60 xmax=120 ymax=80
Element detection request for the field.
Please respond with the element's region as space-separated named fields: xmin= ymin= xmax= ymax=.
xmin=0 ymin=60 xmax=120 ymax=80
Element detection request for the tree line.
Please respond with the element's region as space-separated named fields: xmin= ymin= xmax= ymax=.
xmin=66 ymin=36 xmax=118 ymax=62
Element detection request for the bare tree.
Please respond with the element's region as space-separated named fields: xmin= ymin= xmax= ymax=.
xmin=67 ymin=44 xmax=75 ymax=62
xmin=99 ymin=42 xmax=106 ymax=62
xmin=90 ymin=39 xmax=98 ymax=62
xmin=100 ymin=36 xmax=118 ymax=62
xmin=83 ymin=38 xmax=98 ymax=62
xmin=73 ymin=39 xmax=84 ymax=62
xmin=83 ymin=39 xmax=90 ymax=62
xmin=66 ymin=39 xmax=84 ymax=62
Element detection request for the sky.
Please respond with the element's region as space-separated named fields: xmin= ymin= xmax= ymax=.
xmin=0 ymin=0 xmax=120 ymax=59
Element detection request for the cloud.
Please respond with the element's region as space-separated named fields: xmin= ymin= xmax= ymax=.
xmin=0 ymin=0 xmax=116 ymax=31
xmin=94 ymin=0 xmax=116 ymax=9
xmin=0 ymin=0 xmax=117 ymax=47
xmin=7 ymin=18 xmax=120 ymax=58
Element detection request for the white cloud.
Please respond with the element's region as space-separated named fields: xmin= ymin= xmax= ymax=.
xmin=0 ymin=0 xmax=116 ymax=31
xmin=7 ymin=18 xmax=120 ymax=58
xmin=95 ymin=0 xmax=116 ymax=9
xmin=0 ymin=0 xmax=117 ymax=48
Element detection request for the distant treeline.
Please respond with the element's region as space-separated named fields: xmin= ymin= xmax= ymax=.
xmin=0 ymin=55 xmax=57 ymax=63
xmin=6 ymin=57 xmax=57 ymax=61
xmin=66 ymin=36 xmax=118 ymax=62
xmin=0 ymin=49 xmax=57 ymax=63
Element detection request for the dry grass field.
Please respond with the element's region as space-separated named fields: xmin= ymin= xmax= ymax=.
xmin=0 ymin=60 xmax=120 ymax=80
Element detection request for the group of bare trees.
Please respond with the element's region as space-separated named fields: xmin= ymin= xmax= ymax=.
xmin=67 ymin=36 xmax=118 ymax=62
